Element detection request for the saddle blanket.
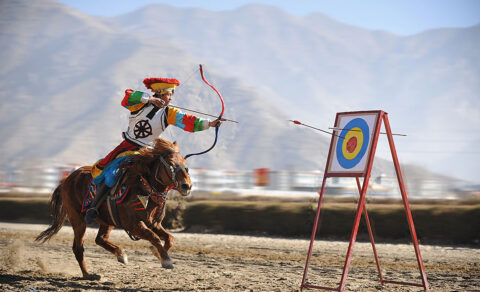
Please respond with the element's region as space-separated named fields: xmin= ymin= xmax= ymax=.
xmin=81 ymin=180 xmax=129 ymax=213
xmin=94 ymin=156 xmax=131 ymax=187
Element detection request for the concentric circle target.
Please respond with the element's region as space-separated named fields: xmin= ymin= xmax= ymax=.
xmin=336 ymin=118 xmax=370 ymax=169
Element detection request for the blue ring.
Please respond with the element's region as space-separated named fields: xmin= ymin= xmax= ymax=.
xmin=336 ymin=118 xmax=370 ymax=169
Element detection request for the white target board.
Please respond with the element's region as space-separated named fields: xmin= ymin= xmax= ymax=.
xmin=326 ymin=111 xmax=381 ymax=176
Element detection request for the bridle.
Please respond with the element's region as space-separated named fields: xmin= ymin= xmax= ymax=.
xmin=138 ymin=149 xmax=189 ymax=205
xmin=153 ymin=150 xmax=189 ymax=188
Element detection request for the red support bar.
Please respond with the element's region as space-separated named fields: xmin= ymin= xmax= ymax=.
xmin=337 ymin=111 xmax=384 ymax=291
xmin=301 ymin=176 xmax=328 ymax=291
xmin=383 ymin=280 xmax=426 ymax=287
xmin=302 ymin=283 xmax=340 ymax=291
xmin=356 ymin=177 xmax=385 ymax=285
xmin=337 ymin=176 xmax=368 ymax=291
xmin=383 ymin=114 xmax=429 ymax=291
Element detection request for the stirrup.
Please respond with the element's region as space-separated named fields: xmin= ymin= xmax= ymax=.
xmin=85 ymin=208 xmax=98 ymax=224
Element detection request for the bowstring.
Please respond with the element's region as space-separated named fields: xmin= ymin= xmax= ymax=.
xmin=176 ymin=67 xmax=200 ymax=95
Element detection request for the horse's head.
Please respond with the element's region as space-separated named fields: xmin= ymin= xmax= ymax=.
xmin=154 ymin=141 xmax=192 ymax=196
xmin=140 ymin=139 xmax=192 ymax=197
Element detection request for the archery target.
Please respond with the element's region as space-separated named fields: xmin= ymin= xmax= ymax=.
xmin=336 ymin=118 xmax=369 ymax=169
xmin=327 ymin=112 xmax=381 ymax=176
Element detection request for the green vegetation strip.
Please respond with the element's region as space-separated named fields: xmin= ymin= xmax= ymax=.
xmin=1 ymin=198 xmax=478 ymax=244
xmin=182 ymin=201 xmax=480 ymax=244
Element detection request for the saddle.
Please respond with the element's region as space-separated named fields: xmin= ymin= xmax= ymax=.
xmin=81 ymin=181 xmax=130 ymax=213
xmin=82 ymin=167 xmax=168 ymax=227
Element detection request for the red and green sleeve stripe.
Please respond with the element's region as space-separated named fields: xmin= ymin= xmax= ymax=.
xmin=121 ymin=89 xmax=147 ymax=111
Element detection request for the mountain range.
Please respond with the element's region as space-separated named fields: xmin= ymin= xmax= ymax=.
xmin=1 ymin=0 xmax=479 ymax=183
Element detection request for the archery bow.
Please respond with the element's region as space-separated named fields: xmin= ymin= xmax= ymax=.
xmin=184 ymin=65 xmax=225 ymax=159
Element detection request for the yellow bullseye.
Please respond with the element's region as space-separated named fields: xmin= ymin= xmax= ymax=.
xmin=342 ymin=127 xmax=363 ymax=160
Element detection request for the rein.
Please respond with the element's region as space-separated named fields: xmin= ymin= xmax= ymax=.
xmin=140 ymin=149 xmax=187 ymax=205
xmin=139 ymin=176 xmax=172 ymax=205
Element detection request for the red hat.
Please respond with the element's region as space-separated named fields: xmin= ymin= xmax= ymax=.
xmin=143 ymin=77 xmax=180 ymax=92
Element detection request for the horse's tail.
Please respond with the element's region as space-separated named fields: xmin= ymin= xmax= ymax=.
xmin=35 ymin=182 xmax=67 ymax=243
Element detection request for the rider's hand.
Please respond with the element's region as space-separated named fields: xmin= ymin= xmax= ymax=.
xmin=209 ymin=119 xmax=224 ymax=128
xmin=149 ymin=97 xmax=165 ymax=108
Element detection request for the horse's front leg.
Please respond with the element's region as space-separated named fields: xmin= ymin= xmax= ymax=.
xmin=128 ymin=221 xmax=174 ymax=269
xmin=95 ymin=224 xmax=128 ymax=264
xmin=151 ymin=223 xmax=174 ymax=252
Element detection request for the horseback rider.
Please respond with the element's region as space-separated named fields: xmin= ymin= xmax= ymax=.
xmin=85 ymin=77 xmax=223 ymax=224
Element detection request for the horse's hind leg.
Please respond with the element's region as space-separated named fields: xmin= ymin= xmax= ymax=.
xmin=128 ymin=221 xmax=174 ymax=269
xmin=70 ymin=218 xmax=100 ymax=280
xmin=95 ymin=224 xmax=128 ymax=264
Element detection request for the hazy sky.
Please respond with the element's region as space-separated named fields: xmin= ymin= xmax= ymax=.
xmin=52 ymin=0 xmax=480 ymax=183
xmin=58 ymin=0 xmax=480 ymax=35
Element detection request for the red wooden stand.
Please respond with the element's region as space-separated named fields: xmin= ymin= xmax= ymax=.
xmin=300 ymin=111 xmax=429 ymax=291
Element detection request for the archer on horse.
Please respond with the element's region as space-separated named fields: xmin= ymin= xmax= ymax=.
xmin=86 ymin=77 xmax=223 ymax=224
xmin=36 ymin=138 xmax=193 ymax=278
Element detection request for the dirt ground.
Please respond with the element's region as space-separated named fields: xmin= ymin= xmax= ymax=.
xmin=0 ymin=222 xmax=478 ymax=291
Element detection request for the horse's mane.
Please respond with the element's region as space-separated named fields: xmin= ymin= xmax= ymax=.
xmin=125 ymin=138 xmax=179 ymax=182
xmin=138 ymin=138 xmax=177 ymax=158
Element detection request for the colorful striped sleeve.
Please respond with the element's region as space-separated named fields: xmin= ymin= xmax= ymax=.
xmin=166 ymin=107 xmax=210 ymax=132
xmin=121 ymin=89 xmax=149 ymax=112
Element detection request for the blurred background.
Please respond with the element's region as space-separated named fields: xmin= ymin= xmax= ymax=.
xmin=1 ymin=0 xmax=479 ymax=201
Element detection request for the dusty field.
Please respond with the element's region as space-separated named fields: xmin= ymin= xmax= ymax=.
xmin=0 ymin=222 xmax=478 ymax=291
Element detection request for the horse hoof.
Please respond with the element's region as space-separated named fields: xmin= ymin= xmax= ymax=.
xmin=116 ymin=250 xmax=128 ymax=264
xmin=84 ymin=273 xmax=101 ymax=280
xmin=162 ymin=262 xmax=174 ymax=269
xmin=151 ymin=246 xmax=174 ymax=269
xmin=117 ymin=254 xmax=128 ymax=264
xmin=161 ymin=257 xmax=174 ymax=269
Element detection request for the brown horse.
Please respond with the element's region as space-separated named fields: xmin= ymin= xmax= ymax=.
xmin=35 ymin=138 xmax=192 ymax=279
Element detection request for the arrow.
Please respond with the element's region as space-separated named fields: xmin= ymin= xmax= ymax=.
xmin=289 ymin=120 xmax=407 ymax=138
xmin=289 ymin=120 xmax=336 ymax=136
xmin=329 ymin=127 xmax=406 ymax=136
xmin=170 ymin=104 xmax=239 ymax=123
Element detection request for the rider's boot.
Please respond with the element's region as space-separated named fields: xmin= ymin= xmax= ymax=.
xmin=85 ymin=182 xmax=110 ymax=224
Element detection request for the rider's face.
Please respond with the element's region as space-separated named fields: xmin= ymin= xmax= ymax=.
xmin=159 ymin=91 xmax=173 ymax=106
